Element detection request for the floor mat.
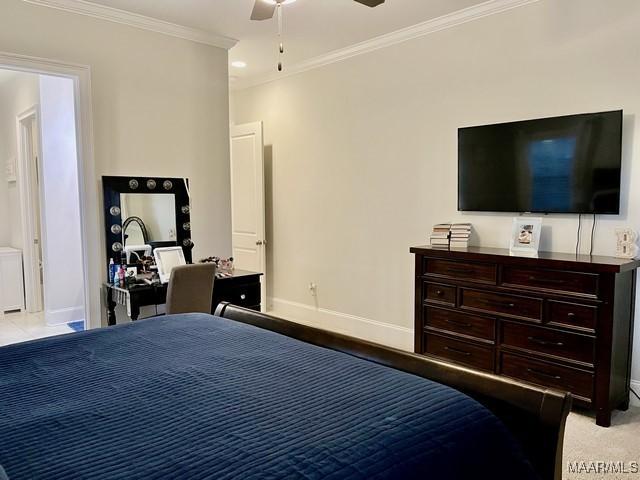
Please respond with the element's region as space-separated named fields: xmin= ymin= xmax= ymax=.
xmin=67 ymin=321 xmax=85 ymax=332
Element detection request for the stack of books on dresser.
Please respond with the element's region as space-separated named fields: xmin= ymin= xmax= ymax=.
xmin=430 ymin=223 xmax=451 ymax=247
xmin=449 ymin=223 xmax=472 ymax=248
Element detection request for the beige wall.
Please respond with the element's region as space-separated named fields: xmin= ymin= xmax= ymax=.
xmin=0 ymin=72 xmax=40 ymax=249
xmin=0 ymin=0 xmax=232 ymax=324
xmin=232 ymin=0 xmax=640 ymax=382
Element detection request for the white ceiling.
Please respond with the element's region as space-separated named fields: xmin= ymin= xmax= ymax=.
xmin=81 ymin=0 xmax=486 ymax=81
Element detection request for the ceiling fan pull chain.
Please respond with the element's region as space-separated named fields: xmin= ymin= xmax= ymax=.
xmin=277 ymin=4 xmax=284 ymax=71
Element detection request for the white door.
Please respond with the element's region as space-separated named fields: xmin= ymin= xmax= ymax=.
xmin=17 ymin=109 xmax=44 ymax=313
xmin=29 ymin=118 xmax=44 ymax=308
xmin=230 ymin=122 xmax=266 ymax=310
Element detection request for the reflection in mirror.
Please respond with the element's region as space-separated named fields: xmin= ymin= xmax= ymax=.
xmin=121 ymin=193 xmax=177 ymax=246
xmin=122 ymin=217 xmax=148 ymax=245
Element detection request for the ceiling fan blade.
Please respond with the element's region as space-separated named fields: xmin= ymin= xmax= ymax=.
xmin=251 ymin=0 xmax=277 ymax=20
xmin=353 ymin=0 xmax=385 ymax=6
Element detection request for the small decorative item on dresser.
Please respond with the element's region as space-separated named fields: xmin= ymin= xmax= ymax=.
xmin=615 ymin=228 xmax=638 ymax=259
xmin=509 ymin=217 xmax=542 ymax=256
xmin=430 ymin=223 xmax=451 ymax=247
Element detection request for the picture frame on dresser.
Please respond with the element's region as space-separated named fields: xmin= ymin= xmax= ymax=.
xmin=509 ymin=217 xmax=542 ymax=256
xmin=410 ymin=245 xmax=640 ymax=427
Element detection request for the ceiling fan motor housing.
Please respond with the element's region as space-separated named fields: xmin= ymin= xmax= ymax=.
xmin=251 ymin=0 xmax=385 ymax=21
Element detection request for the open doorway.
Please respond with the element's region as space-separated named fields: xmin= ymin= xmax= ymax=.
xmin=0 ymin=70 xmax=86 ymax=345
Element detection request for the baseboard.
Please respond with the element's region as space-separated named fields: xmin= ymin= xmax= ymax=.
xmin=268 ymin=297 xmax=413 ymax=352
xmin=46 ymin=306 xmax=84 ymax=326
xmin=631 ymin=380 xmax=640 ymax=407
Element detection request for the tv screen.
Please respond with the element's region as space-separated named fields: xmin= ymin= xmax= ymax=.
xmin=458 ymin=110 xmax=622 ymax=214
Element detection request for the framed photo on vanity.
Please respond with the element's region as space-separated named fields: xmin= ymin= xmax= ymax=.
xmin=509 ymin=217 xmax=542 ymax=256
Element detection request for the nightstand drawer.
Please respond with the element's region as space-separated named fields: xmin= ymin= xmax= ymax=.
xmin=424 ymin=282 xmax=456 ymax=307
xmin=425 ymin=306 xmax=495 ymax=341
xmin=215 ymin=282 xmax=260 ymax=309
xmin=460 ymin=289 xmax=542 ymax=321
xmin=501 ymin=352 xmax=593 ymax=401
xmin=501 ymin=322 xmax=595 ymax=365
xmin=424 ymin=333 xmax=494 ymax=372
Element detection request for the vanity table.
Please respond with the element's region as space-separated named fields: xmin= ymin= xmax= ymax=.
xmin=102 ymin=175 xmax=263 ymax=325
xmin=105 ymin=270 xmax=262 ymax=325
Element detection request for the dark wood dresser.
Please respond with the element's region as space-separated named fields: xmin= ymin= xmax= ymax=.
xmin=410 ymin=245 xmax=639 ymax=426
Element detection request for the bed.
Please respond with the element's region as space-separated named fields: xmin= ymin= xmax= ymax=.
xmin=0 ymin=304 xmax=570 ymax=479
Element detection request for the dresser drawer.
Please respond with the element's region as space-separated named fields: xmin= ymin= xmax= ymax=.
xmin=424 ymin=333 xmax=494 ymax=372
xmin=424 ymin=258 xmax=497 ymax=284
xmin=460 ymin=289 xmax=542 ymax=321
xmin=425 ymin=306 xmax=495 ymax=341
xmin=424 ymin=282 xmax=456 ymax=306
xmin=548 ymin=301 xmax=597 ymax=332
xmin=501 ymin=352 xmax=594 ymax=401
xmin=502 ymin=266 xmax=599 ymax=297
xmin=501 ymin=322 xmax=595 ymax=365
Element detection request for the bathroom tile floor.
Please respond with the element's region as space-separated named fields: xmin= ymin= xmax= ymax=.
xmin=0 ymin=311 xmax=76 ymax=346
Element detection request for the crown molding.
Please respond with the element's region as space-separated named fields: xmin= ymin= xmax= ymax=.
xmin=232 ymin=0 xmax=539 ymax=91
xmin=22 ymin=0 xmax=238 ymax=50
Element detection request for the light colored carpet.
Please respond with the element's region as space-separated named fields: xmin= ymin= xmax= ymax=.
xmin=563 ymin=407 xmax=640 ymax=479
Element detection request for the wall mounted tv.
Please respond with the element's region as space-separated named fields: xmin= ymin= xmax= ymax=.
xmin=458 ymin=110 xmax=622 ymax=214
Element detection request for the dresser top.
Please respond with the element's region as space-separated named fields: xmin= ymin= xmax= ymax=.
xmin=410 ymin=245 xmax=640 ymax=273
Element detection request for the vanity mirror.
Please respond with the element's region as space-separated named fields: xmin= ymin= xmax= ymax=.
xmin=121 ymin=194 xmax=177 ymax=247
xmin=102 ymin=176 xmax=193 ymax=276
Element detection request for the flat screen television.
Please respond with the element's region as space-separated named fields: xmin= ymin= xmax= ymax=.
xmin=458 ymin=110 xmax=623 ymax=214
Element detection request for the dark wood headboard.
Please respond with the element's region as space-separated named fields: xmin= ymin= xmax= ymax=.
xmin=214 ymin=302 xmax=572 ymax=480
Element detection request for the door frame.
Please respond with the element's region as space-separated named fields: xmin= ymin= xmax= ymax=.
xmin=16 ymin=106 xmax=45 ymax=313
xmin=0 ymin=51 xmax=100 ymax=329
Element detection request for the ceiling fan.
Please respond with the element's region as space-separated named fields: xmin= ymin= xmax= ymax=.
xmin=250 ymin=0 xmax=385 ymax=71
xmin=251 ymin=0 xmax=385 ymax=21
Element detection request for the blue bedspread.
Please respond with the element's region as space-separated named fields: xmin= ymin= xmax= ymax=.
xmin=0 ymin=314 xmax=538 ymax=479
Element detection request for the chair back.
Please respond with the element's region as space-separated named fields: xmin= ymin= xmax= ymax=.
xmin=166 ymin=263 xmax=216 ymax=315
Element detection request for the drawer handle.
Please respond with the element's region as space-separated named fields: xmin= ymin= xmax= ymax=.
xmin=486 ymin=300 xmax=515 ymax=308
xmin=444 ymin=346 xmax=471 ymax=356
xmin=528 ymin=276 xmax=565 ymax=285
xmin=445 ymin=319 xmax=472 ymax=328
xmin=567 ymin=312 xmax=576 ymax=317
xmin=240 ymin=294 xmax=246 ymax=300
xmin=446 ymin=267 xmax=472 ymax=274
xmin=435 ymin=290 xmax=444 ymax=296
xmin=527 ymin=336 xmax=564 ymax=348
xmin=526 ymin=368 xmax=561 ymax=381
